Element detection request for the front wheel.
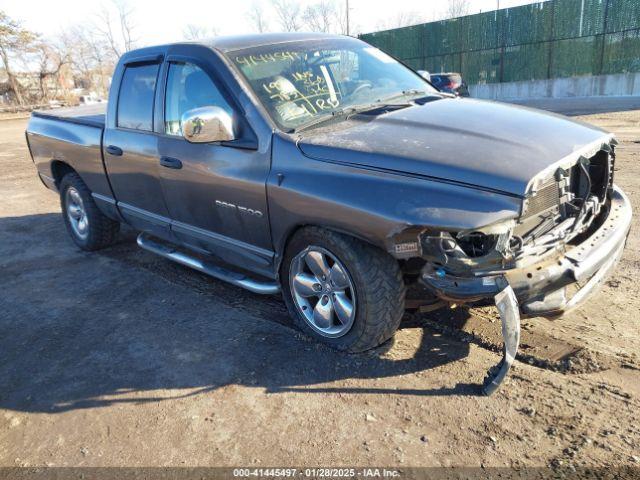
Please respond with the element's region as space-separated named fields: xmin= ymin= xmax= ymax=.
xmin=281 ymin=227 xmax=406 ymax=352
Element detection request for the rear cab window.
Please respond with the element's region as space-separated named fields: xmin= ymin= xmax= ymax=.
xmin=117 ymin=63 xmax=160 ymax=131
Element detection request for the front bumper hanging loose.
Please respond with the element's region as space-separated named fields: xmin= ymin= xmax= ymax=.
xmin=419 ymin=186 xmax=631 ymax=394
xmin=482 ymin=283 xmax=521 ymax=396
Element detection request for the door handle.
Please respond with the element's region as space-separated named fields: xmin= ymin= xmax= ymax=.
xmin=160 ymin=156 xmax=183 ymax=169
xmin=106 ymin=145 xmax=123 ymax=156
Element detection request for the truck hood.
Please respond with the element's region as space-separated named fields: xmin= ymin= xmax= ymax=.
xmin=296 ymin=98 xmax=613 ymax=197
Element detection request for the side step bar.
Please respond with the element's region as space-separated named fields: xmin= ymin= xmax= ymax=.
xmin=136 ymin=232 xmax=281 ymax=295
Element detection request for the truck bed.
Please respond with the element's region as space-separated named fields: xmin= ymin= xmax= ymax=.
xmin=31 ymin=103 xmax=106 ymax=128
xmin=27 ymin=103 xmax=114 ymax=202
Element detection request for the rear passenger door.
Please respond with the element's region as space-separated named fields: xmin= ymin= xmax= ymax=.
xmin=103 ymin=55 xmax=173 ymax=240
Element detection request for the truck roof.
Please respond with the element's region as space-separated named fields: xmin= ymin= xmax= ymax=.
xmin=204 ymin=32 xmax=348 ymax=52
xmin=114 ymin=33 xmax=355 ymax=69
xmin=121 ymin=32 xmax=350 ymax=59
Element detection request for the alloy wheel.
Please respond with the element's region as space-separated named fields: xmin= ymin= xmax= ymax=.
xmin=65 ymin=186 xmax=89 ymax=240
xmin=289 ymin=246 xmax=357 ymax=338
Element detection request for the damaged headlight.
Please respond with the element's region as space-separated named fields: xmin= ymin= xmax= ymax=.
xmin=455 ymin=231 xmax=501 ymax=257
xmin=454 ymin=220 xmax=514 ymax=258
xmin=421 ymin=219 xmax=516 ymax=265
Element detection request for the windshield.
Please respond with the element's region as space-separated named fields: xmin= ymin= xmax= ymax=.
xmin=228 ymin=38 xmax=437 ymax=130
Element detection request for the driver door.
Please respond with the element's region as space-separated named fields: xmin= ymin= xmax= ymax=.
xmin=157 ymin=56 xmax=274 ymax=275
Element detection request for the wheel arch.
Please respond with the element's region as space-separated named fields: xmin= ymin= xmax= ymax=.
xmin=50 ymin=160 xmax=78 ymax=190
xmin=274 ymin=222 xmax=393 ymax=280
xmin=50 ymin=159 xmax=123 ymax=223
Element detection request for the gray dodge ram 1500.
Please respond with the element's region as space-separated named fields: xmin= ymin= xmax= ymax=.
xmin=26 ymin=33 xmax=632 ymax=394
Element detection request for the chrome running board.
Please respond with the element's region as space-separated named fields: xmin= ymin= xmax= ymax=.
xmin=136 ymin=232 xmax=281 ymax=295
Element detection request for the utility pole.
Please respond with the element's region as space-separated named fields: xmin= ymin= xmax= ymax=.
xmin=346 ymin=0 xmax=350 ymax=36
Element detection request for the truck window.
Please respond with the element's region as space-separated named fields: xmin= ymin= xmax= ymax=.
xmin=164 ymin=63 xmax=233 ymax=136
xmin=228 ymin=38 xmax=435 ymax=130
xmin=117 ymin=63 xmax=160 ymax=131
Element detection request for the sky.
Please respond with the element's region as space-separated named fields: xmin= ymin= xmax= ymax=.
xmin=2 ymin=0 xmax=547 ymax=46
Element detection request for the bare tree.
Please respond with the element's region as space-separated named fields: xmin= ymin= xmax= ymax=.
xmin=303 ymin=0 xmax=336 ymax=33
xmin=93 ymin=0 xmax=137 ymax=58
xmin=247 ymin=2 xmax=269 ymax=33
xmin=0 ymin=10 xmax=38 ymax=105
xmin=95 ymin=5 xmax=121 ymax=57
xmin=182 ymin=24 xmax=219 ymax=40
xmin=445 ymin=0 xmax=470 ymax=19
xmin=34 ymin=41 xmax=71 ymax=100
xmin=271 ymin=0 xmax=303 ymax=32
xmin=115 ymin=0 xmax=135 ymax=52
xmin=59 ymin=25 xmax=115 ymax=98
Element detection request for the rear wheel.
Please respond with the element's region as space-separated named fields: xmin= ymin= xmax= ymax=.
xmin=60 ymin=172 xmax=120 ymax=251
xmin=282 ymin=227 xmax=406 ymax=352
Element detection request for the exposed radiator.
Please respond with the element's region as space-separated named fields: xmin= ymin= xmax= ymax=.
xmin=522 ymin=177 xmax=560 ymax=219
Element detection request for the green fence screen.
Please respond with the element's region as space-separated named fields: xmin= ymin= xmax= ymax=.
xmin=359 ymin=0 xmax=640 ymax=84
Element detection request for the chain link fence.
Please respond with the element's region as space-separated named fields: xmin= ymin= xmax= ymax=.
xmin=359 ymin=0 xmax=640 ymax=85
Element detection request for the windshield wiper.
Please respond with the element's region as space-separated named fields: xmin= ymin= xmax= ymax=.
xmin=295 ymin=94 xmax=430 ymax=133
xmin=296 ymin=102 xmax=387 ymax=132
xmin=379 ymin=89 xmax=430 ymax=104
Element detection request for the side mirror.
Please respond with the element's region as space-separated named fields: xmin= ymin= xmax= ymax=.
xmin=181 ymin=106 xmax=235 ymax=143
xmin=417 ymin=70 xmax=431 ymax=82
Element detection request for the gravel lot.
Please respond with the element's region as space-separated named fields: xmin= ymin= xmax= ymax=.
xmin=0 ymin=108 xmax=639 ymax=469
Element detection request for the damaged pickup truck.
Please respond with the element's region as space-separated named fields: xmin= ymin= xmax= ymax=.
xmin=26 ymin=33 xmax=632 ymax=394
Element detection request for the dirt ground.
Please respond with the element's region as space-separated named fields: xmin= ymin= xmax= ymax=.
xmin=0 ymin=108 xmax=639 ymax=471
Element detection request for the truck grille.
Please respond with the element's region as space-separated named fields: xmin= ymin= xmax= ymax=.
xmin=522 ymin=177 xmax=560 ymax=219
